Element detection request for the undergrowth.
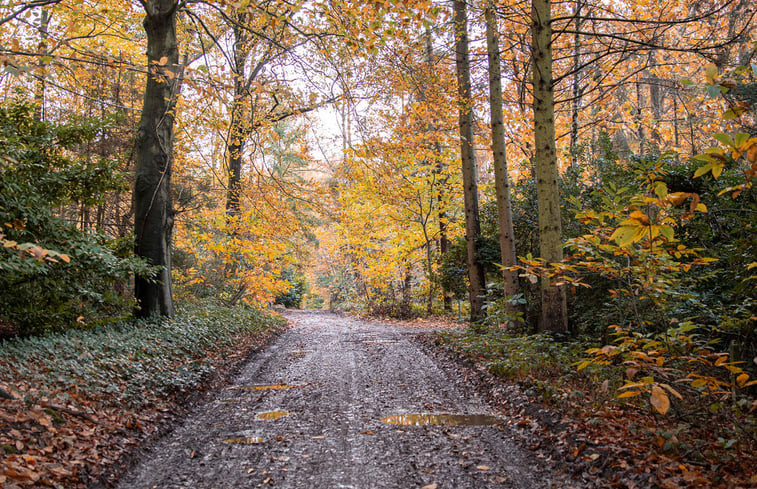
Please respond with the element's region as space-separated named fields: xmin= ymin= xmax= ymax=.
xmin=434 ymin=328 xmax=757 ymax=487
xmin=0 ymin=301 xmax=286 ymax=408
xmin=434 ymin=329 xmax=609 ymax=405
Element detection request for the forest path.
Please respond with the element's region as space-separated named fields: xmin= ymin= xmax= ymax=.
xmin=115 ymin=311 xmax=566 ymax=489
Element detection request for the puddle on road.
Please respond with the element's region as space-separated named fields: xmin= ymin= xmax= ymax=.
xmin=223 ymin=437 xmax=264 ymax=444
xmin=232 ymin=383 xmax=303 ymax=391
xmin=381 ymin=413 xmax=503 ymax=426
xmin=256 ymin=410 xmax=290 ymax=420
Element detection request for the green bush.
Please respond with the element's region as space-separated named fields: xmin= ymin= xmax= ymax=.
xmin=274 ymin=268 xmax=308 ymax=308
xmin=0 ymin=302 xmax=286 ymax=407
xmin=0 ymin=100 xmax=153 ymax=335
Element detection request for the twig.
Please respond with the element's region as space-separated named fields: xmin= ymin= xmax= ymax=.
xmin=40 ymin=402 xmax=98 ymax=425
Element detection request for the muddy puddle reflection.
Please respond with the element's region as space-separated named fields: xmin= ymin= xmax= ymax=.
xmin=223 ymin=437 xmax=264 ymax=444
xmin=256 ymin=410 xmax=290 ymax=420
xmin=381 ymin=413 xmax=503 ymax=426
xmin=232 ymin=383 xmax=303 ymax=391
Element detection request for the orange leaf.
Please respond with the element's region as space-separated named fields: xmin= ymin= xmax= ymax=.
xmin=650 ymin=385 xmax=670 ymax=415
xmin=618 ymin=390 xmax=642 ymax=398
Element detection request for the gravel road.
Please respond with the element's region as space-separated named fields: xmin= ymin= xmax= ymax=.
xmin=115 ymin=310 xmax=565 ymax=488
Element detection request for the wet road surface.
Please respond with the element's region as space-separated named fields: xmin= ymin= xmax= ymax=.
xmin=115 ymin=311 xmax=563 ymax=488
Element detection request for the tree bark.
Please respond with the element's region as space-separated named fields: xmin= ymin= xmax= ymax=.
xmin=453 ymin=0 xmax=486 ymax=323
xmin=484 ymin=3 xmax=521 ymax=314
xmin=133 ymin=0 xmax=182 ymax=318
xmin=531 ymin=0 xmax=567 ymax=332
xmin=226 ymin=13 xmax=250 ymax=220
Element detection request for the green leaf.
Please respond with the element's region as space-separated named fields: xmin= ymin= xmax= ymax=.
xmin=680 ymin=78 xmax=694 ymax=86
xmin=713 ymin=133 xmax=734 ymax=148
xmin=712 ymin=162 xmax=724 ymax=179
xmin=705 ymin=64 xmax=717 ymax=82
xmin=653 ymin=181 xmax=668 ymax=200
xmin=611 ymin=226 xmax=638 ymax=246
xmin=693 ymin=163 xmax=713 ymax=178
xmin=723 ymin=109 xmax=739 ymax=120
xmin=706 ymin=84 xmax=721 ymax=98
xmin=734 ymin=133 xmax=750 ymax=148
xmin=659 ymin=225 xmax=674 ymax=241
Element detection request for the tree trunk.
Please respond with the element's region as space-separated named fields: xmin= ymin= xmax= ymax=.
xmin=635 ymin=81 xmax=645 ymax=155
xmin=424 ymin=26 xmax=452 ymax=313
xmin=453 ymin=0 xmax=486 ymax=323
xmin=485 ymin=3 xmax=521 ymax=314
xmin=569 ymin=0 xmax=583 ymax=167
xmin=531 ymin=0 xmax=568 ymax=332
xmin=34 ymin=7 xmax=49 ymax=121
xmin=133 ymin=0 xmax=182 ymax=318
xmin=438 ymin=195 xmax=452 ymax=312
xmin=226 ymin=15 xmax=250 ymax=220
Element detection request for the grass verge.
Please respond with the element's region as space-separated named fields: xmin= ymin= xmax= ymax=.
xmin=0 ymin=301 xmax=287 ymax=488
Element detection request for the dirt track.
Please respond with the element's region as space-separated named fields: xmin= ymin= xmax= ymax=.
xmin=115 ymin=311 xmax=569 ymax=488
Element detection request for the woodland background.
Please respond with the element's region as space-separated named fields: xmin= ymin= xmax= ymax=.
xmin=0 ymin=0 xmax=756 ymax=487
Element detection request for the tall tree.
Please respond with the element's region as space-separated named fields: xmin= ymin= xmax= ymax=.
xmin=453 ymin=0 xmax=486 ymax=322
xmin=484 ymin=1 xmax=521 ymax=314
xmin=531 ymin=0 xmax=568 ymax=332
xmin=133 ymin=0 xmax=184 ymax=317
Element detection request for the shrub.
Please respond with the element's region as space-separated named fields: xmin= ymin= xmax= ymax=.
xmin=0 ymin=100 xmax=153 ymax=335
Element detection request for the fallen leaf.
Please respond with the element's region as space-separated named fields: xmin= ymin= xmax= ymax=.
xmin=476 ymin=465 xmax=490 ymax=471
xmin=4 ymin=466 xmax=40 ymax=481
xmin=421 ymin=484 xmax=437 ymax=489
xmin=360 ymin=430 xmax=374 ymax=435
